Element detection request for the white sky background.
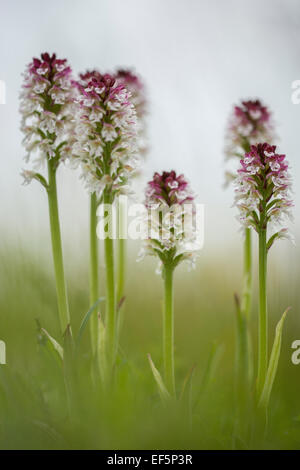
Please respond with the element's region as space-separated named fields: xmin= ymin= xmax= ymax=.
xmin=0 ymin=0 xmax=299 ymax=258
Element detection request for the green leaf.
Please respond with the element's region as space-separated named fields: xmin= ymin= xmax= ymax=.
xmin=259 ymin=307 xmax=290 ymax=409
xmin=201 ymin=341 xmax=224 ymax=392
xmin=32 ymin=173 xmax=48 ymax=189
xmin=234 ymin=292 xmax=242 ymax=318
xmin=117 ymin=296 xmax=126 ymax=313
xmin=40 ymin=327 xmax=63 ymax=362
xmin=251 ymin=210 xmax=259 ymax=227
xmin=266 ymin=198 xmax=281 ymax=212
xmin=97 ymin=313 xmax=107 ymax=383
xmin=63 ymin=324 xmax=74 ymax=359
xmin=75 ymin=297 xmax=105 ymax=350
xmin=63 ymin=325 xmax=77 ymax=413
xmin=179 ymin=364 xmax=196 ymax=402
xmin=193 ymin=341 xmax=224 ymax=410
xmin=234 ymin=292 xmax=251 ymax=406
xmin=267 ymin=232 xmax=280 ymax=251
xmin=147 ymin=354 xmax=171 ymax=402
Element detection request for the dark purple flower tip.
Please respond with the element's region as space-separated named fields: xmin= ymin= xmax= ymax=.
xmin=242 ymin=143 xmax=287 ymax=175
xmin=76 ymin=70 xmax=121 ymax=101
xmin=28 ymin=52 xmax=71 ymax=81
xmin=115 ymin=68 xmax=146 ymax=120
xmin=115 ymin=69 xmax=143 ymax=89
xmin=225 ymin=97 xmax=276 ymax=166
xmin=234 ymin=99 xmax=271 ymax=125
xmin=146 ymin=170 xmax=192 ymax=206
xmin=79 ymin=70 xmax=102 ymax=82
xmin=41 ymin=52 xmax=56 ymax=64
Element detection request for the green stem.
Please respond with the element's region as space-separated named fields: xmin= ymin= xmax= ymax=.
xmin=241 ymin=228 xmax=252 ymax=318
xmin=257 ymin=227 xmax=268 ymax=397
xmin=117 ymin=197 xmax=126 ymax=304
xmin=235 ymin=310 xmax=249 ymax=397
xmin=234 ymin=303 xmax=250 ymax=439
xmin=89 ymin=192 xmax=99 ymax=354
xmin=163 ymin=265 xmax=175 ymax=396
xmin=117 ymin=239 xmax=125 ymax=303
xmin=236 ymin=228 xmax=253 ymax=397
xmin=103 ymin=189 xmax=116 ymax=368
xmin=47 ymin=160 xmax=70 ymax=336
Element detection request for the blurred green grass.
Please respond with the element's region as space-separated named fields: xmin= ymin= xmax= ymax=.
xmin=0 ymin=238 xmax=300 ymax=449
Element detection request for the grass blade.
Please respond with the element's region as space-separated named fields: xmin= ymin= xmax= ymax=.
xmin=76 ymin=297 xmax=105 ymax=349
xmin=40 ymin=327 xmax=63 ymax=361
xmin=179 ymin=364 xmax=196 ymax=402
xmin=193 ymin=341 xmax=224 ymax=411
xmin=259 ymin=307 xmax=290 ymax=409
xmin=97 ymin=313 xmax=107 ymax=383
xmin=201 ymin=341 xmax=224 ymax=392
xmin=148 ymin=354 xmax=170 ymax=402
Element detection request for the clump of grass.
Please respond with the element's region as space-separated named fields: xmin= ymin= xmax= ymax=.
xmin=0 ymin=245 xmax=299 ymax=449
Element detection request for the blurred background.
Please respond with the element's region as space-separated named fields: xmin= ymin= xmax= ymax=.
xmin=1 ymin=0 xmax=300 ymax=248
xmin=0 ymin=0 xmax=300 ymax=449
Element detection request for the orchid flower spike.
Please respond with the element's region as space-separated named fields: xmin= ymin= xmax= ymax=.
xmin=234 ymin=143 xmax=294 ymax=249
xmin=72 ymin=71 xmax=138 ymax=200
xmin=138 ymin=170 xmax=201 ymax=273
xmin=224 ymin=99 xmax=276 ymax=187
xmin=20 ymin=52 xmax=74 ymax=184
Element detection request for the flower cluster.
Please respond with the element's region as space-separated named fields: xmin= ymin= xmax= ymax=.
xmin=225 ymin=99 xmax=275 ymax=158
xmin=20 ymin=53 xmax=74 ymax=182
xmin=138 ymin=171 xmax=201 ymax=271
xmin=115 ymin=69 xmax=146 ymax=120
xmin=115 ymin=68 xmax=147 ymax=156
xmin=72 ymin=71 xmax=138 ymax=198
xmin=234 ymin=143 xmax=293 ymax=246
xmin=224 ymin=99 xmax=276 ymax=186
